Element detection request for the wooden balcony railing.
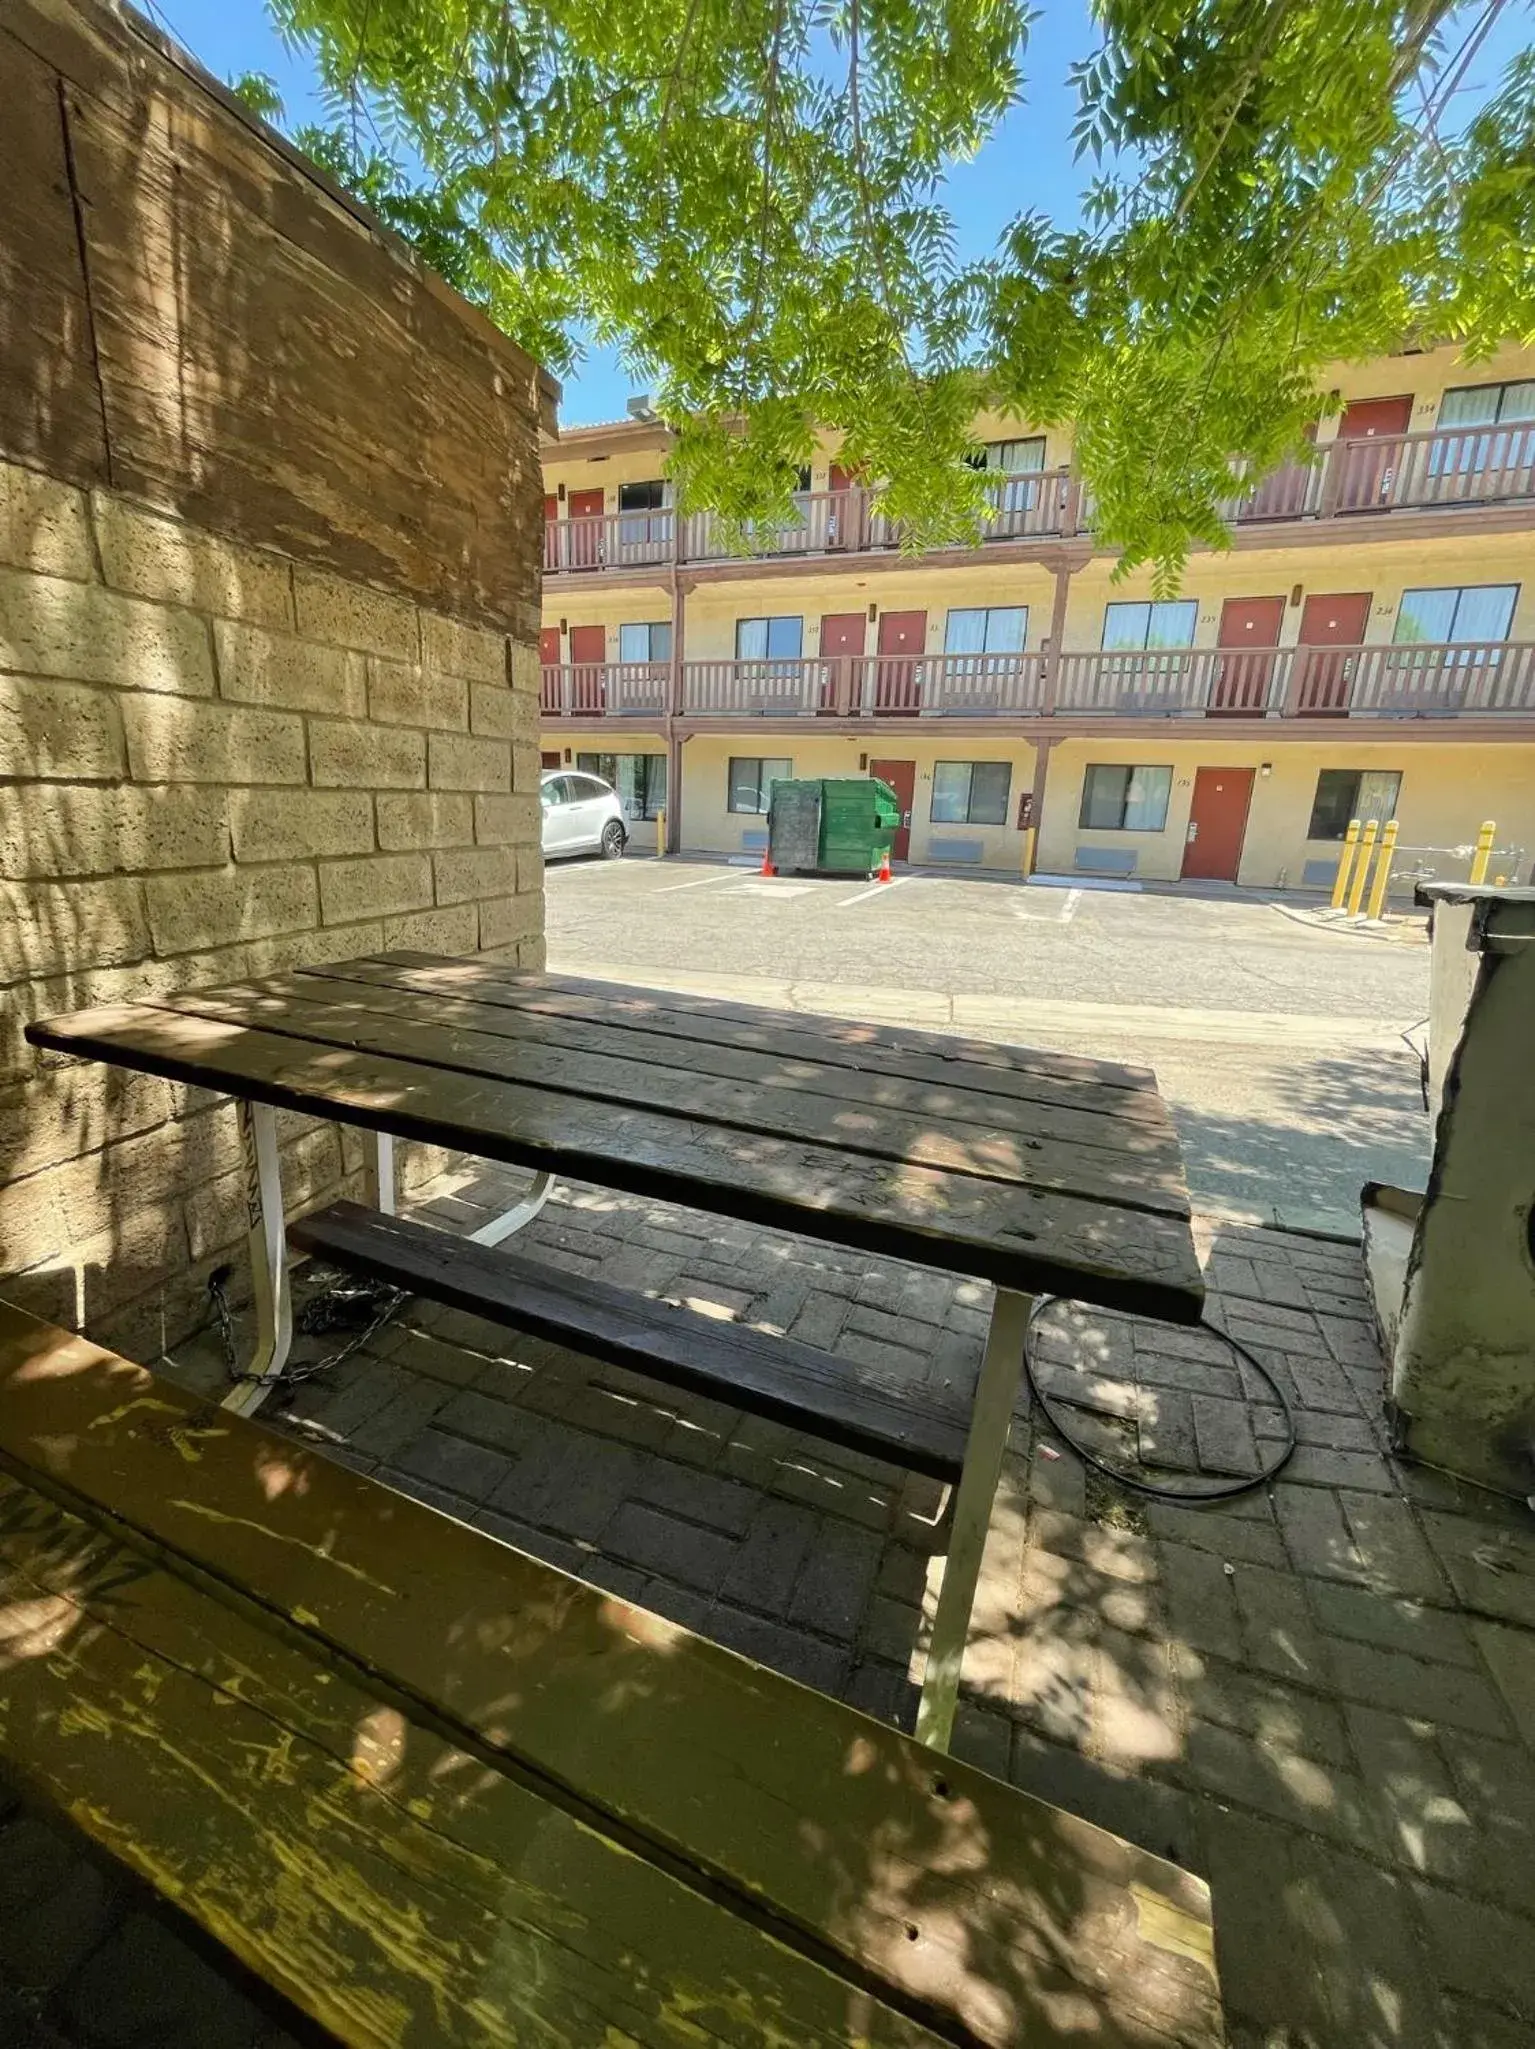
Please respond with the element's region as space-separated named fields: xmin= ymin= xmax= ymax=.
xmin=679 ymin=651 xmax=1047 ymax=716
xmin=543 ymin=423 xmax=1535 ymax=574
xmin=540 ymin=661 xmax=670 ymax=718
xmin=1055 ymin=642 xmax=1535 ymax=719
xmin=680 ymin=658 xmax=839 ymax=717
xmin=544 ymin=643 xmax=1535 ymax=722
xmin=543 ymin=510 xmax=674 ymax=573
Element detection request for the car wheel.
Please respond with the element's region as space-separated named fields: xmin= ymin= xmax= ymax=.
xmin=600 ymin=819 xmax=626 ymax=860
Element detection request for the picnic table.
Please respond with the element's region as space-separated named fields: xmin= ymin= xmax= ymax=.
xmin=25 ymin=951 xmax=1203 ymax=1751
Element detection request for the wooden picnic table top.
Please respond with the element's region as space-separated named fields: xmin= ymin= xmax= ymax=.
xmin=25 ymin=950 xmax=1204 ymax=1323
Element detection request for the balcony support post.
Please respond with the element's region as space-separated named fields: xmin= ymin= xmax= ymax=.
xmin=1042 ymin=561 xmax=1073 ymax=714
xmin=1023 ymin=739 xmax=1054 ymax=877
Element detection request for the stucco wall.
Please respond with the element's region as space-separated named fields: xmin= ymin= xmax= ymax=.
xmin=1038 ymin=737 xmax=1535 ymax=889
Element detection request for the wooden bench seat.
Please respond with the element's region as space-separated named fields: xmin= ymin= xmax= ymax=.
xmin=0 ymin=1301 xmax=1221 ymax=2048
xmin=289 ymin=1199 xmax=976 ymax=1480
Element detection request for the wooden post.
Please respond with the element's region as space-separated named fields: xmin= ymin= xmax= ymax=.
xmin=1042 ymin=563 xmax=1073 ymax=715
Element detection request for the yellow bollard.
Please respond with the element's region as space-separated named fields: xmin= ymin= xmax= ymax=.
xmin=1468 ymin=819 xmax=1496 ymax=886
xmin=1330 ymin=819 xmax=1362 ymax=910
xmin=655 ymin=805 xmax=667 ymax=858
xmin=1020 ymin=825 xmax=1036 ymax=878
xmin=1366 ymin=819 xmax=1399 ymax=921
xmin=1347 ymin=819 xmax=1379 ymax=917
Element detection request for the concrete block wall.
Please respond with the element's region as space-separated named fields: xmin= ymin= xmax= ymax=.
xmin=0 ymin=457 xmax=545 ymax=1362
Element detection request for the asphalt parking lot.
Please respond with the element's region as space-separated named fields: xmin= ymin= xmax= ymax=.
xmin=544 ymin=853 xmax=1434 ymax=1230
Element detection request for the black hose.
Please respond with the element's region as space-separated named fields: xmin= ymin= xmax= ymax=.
xmin=1022 ymin=1295 xmax=1298 ymax=1502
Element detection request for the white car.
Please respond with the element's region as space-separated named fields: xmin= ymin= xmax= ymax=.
xmin=540 ymin=769 xmax=628 ymax=861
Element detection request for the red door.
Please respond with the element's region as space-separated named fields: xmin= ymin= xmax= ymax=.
xmin=870 ymin=757 xmax=916 ymax=863
xmin=1333 ymin=395 xmax=1413 ymax=511
xmin=828 ymin=463 xmax=861 ymax=550
xmin=1182 ymin=768 xmax=1255 ymax=882
xmin=1294 ymin=591 xmax=1371 ymax=714
xmin=875 ymin=610 xmax=927 ymax=713
xmin=567 ymin=623 xmax=606 ymax=716
xmin=567 ymin=487 xmax=606 ymax=568
xmin=1213 ymin=596 xmax=1285 ymax=715
xmin=817 ymin=612 xmax=867 ymax=713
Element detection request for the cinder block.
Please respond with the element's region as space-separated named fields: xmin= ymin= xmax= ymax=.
xmin=0 ymin=876 xmax=149 ymax=982
xmin=293 ymin=567 xmax=418 ymax=661
xmin=433 ymin=846 xmax=518 ymax=905
xmin=428 ymin=731 xmax=510 ymax=791
xmin=230 ymin=788 xmax=374 ymax=863
xmin=382 ymin=903 xmax=479 ymax=954
xmin=473 ymin=792 xmax=539 ymax=845
xmin=367 ymin=657 xmax=468 ymax=731
xmin=0 ymin=675 xmax=124 ymax=779
xmin=420 ymin=611 xmax=506 ymax=684
xmin=479 ymin=890 xmax=543 ymax=951
xmin=0 ymin=461 xmax=94 ymax=580
xmin=308 ymin=717 xmax=425 ymax=789
xmin=0 ymin=567 xmax=214 ymax=694
xmin=469 ymin=682 xmax=517 ymax=738
xmin=0 ymin=1062 xmax=175 ymax=1183
xmin=94 ymin=496 xmax=294 ymax=628
xmin=376 ymin=792 xmax=474 ymax=850
xmin=508 ymin=641 xmax=541 ymax=696
xmin=123 ymin=697 xmax=307 ymax=785
xmin=318 ymin=852 xmax=432 ymax=925
xmin=511 ymin=742 xmax=542 ymax=793
xmin=213 ymin=620 xmax=366 ymax=716
xmin=144 ymin=862 xmax=317 ymax=955
xmin=517 ymin=846 xmax=545 ymax=893
xmin=0 ymin=785 xmax=229 ymax=877
xmin=185 ymin=1122 xmax=343 ymax=1261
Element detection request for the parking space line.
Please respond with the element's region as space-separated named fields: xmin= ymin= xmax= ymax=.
xmin=651 ymin=870 xmax=740 ymax=894
xmin=836 ymin=875 xmax=914 ymax=908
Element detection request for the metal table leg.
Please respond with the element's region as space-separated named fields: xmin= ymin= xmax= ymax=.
xmin=914 ymin=1287 xmax=1032 ymax=1752
xmin=468 ymin=1170 xmax=554 ymax=1246
xmin=363 ymin=1126 xmax=552 ymax=1247
xmin=221 ymin=1101 xmax=293 ymax=1418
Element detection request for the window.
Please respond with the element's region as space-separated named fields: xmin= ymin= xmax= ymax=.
xmin=735 ymin=616 xmax=804 ymax=660
xmin=966 ymin=438 xmax=1046 ymax=474
xmin=1102 ymin=601 xmax=1199 ymax=650
xmin=931 ymin=761 xmax=1012 ymax=826
xmin=540 ymin=774 xmax=572 ymax=806
xmin=1438 ymin=382 xmax=1535 ymax=429
xmin=1394 ymin=585 xmax=1517 ymax=645
xmin=616 ymin=479 xmax=670 ymax=552
xmin=728 ymin=758 xmax=792 ymax=813
xmin=1308 ymin=769 xmax=1402 ymax=841
xmin=1079 ymin=764 xmax=1173 ymax=832
xmin=944 ymin=608 xmax=1027 ymax=655
xmin=617 ymin=479 xmax=668 ymax=511
xmin=577 ymin=751 xmax=668 ymax=819
xmin=617 ymin=621 xmax=672 ymax=663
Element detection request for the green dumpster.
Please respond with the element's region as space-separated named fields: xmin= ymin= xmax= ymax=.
xmin=768 ymin=776 xmax=900 ymax=876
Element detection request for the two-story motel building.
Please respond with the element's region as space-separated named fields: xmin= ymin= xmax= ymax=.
xmin=539 ymin=342 xmax=1535 ymax=892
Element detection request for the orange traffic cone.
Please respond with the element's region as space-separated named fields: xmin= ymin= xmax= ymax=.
xmin=760 ymin=849 xmax=776 ymax=877
xmin=876 ymin=849 xmax=893 ymax=884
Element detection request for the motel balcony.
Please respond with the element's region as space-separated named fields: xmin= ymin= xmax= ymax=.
xmin=542 ymin=421 xmax=1535 ymax=575
xmin=540 ymin=642 xmax=1535 ymax=724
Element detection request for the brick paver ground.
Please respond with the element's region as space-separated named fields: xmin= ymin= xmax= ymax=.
xmin=3 ymin=1161 xmax=1532 ymax=2046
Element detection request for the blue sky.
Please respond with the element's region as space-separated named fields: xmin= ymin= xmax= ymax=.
xmin=151 ymin=0 xmax=1524 ymax=426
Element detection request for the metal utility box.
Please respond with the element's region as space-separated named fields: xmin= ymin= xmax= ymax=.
xmin=768 ymin=777 xmax=900 ymax=876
